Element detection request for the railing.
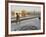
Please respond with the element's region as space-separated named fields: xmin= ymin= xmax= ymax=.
xmin=11 ymin=16 xmax=38 ymax=23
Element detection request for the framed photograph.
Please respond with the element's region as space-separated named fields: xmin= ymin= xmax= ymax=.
xmin=5 ymin=1 xmax=45 ymax=36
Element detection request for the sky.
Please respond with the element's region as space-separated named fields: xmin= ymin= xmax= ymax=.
xmin=11 ymin=5 xmax=41 ymax=13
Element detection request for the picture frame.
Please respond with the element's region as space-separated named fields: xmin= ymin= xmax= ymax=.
xmin=5 ymin=1 xmax=45 ymax=36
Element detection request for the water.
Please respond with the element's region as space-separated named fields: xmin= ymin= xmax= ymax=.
xmin=11 ymin=17 xmax=41 ymax=31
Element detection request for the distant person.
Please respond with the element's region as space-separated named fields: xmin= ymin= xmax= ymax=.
xmin=16 ymin=13 xmax=20 ymax=25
